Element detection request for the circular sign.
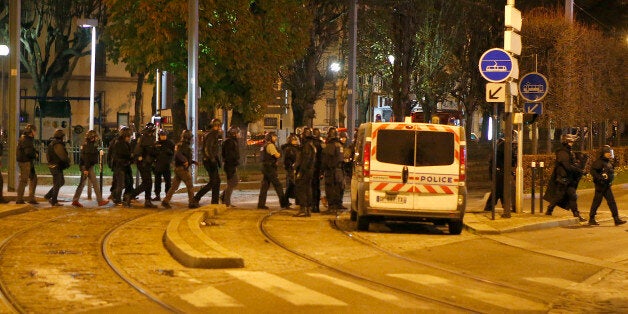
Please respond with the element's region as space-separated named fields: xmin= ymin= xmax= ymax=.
xmin=478 ymin=48 xmax=514 ymax=82
xmin=519 ymin=72 xmax=549 ymax=102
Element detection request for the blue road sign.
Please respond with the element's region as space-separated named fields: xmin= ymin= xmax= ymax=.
xmin=524 ymin=102 xmax=543 ymax=115
xmin=478 ymin=48 xmax=514 ymax=82
xmin=519 ymin=72 xmax=549 ymax=101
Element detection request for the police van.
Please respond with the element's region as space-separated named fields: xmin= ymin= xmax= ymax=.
xmin=350 ymin=118 xmax=467 ymax=234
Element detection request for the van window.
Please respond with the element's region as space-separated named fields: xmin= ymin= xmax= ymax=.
xmin=376 ymin=130 xmax=454 ymax=166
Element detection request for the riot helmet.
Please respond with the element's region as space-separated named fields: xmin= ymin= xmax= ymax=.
xmin=144 ymin=122 xmax=156 ymax=133
xmin=181 ymin=129 xmax=193 ymax=142
xmin=600 ymin=145 xmax=614 ymax=159
xmin=53 ymin=129 xmax=65 ymax=139
xmin=227 ymin=126 xmax=239 ymax=138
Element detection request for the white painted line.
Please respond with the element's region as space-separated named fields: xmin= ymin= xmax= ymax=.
xmin=307 ymin=273 xmax=400 ymax=302
xmin=227 ymin=270 xmax=346 ymax=306
xmin=389 ymin=273 xmax=547 ymax=311
xmin=181 ymin=286 xmax=242 ymax=307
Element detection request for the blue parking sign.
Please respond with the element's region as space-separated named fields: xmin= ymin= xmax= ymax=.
xmin=479 ymin=48 xmax=514 ymax=82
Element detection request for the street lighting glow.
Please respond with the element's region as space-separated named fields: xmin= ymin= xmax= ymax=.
xmin=388 ymin=55 xmax=395 ymax=65
xmin=78 ymin=19 xmax=98 ymax=131
xmin=330 ymin=62 xmax=341 ymax=73
xmin=0 ymin=45 xmax=8 ymax=56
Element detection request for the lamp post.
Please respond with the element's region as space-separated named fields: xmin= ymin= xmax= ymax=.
xmin=0 ymin=44 xmax=8 ymax=132
xmin=78 ymin=18 xmax=98 ymax=131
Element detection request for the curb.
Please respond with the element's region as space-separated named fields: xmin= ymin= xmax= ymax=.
xmin=463 ymin=215 xmax=580 ymax=235
xmin=0 ymin=204 xmax=35 ymax=218
xmin=164 ymin=205 xmax=244 ymax=269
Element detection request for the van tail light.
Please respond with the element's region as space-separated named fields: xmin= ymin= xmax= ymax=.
xmin=363 ymin=142 xmax=371 ymax=177
xmin=459 ymin=145 xmax=466 ymax=183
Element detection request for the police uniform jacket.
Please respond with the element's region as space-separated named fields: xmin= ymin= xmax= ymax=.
xmin=154 ymin=139 xmax=175 ymax=172
xmin=590 ymin=155 xmax=614 ymax=191
xmin=17 ymin=135 xmax=37 ymax=162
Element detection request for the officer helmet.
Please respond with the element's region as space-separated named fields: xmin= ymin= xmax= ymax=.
xmin=227 ymin=126 xmax=239 ymax=138
xmin=313 ymin=128 xmax=321 ymax=138
xmin=119 ymin=128 xmax=133 ymax=139
xmin=265 ymin=132 xmax=277 ymax=142
xmin=53 ymin=128 xmax=65 ymax=139
xmin=181 ymin=129 xmax=193 ymax=142
xmin=24 ymin=124 xmax=36 ymax=135
xmin=119 ymin=125 xmax=128 ymax=132
xmin=600 ymin=145 xmax=614 ymax=158
xmin=560 ymin=134 xmax=578 ymax=144
xmin=86 ymin=129 xmax=98 ymax=141
xmin=327 ymin=127 xmax=338 ymax=140
xmin=211 ymin=118 xmax=222 ymax=128
xmin=144 ymin=122 xmax=156 ymax=133
xmin=301 ymin=127 xmax=312 ymax=139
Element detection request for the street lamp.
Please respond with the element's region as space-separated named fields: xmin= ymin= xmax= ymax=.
xmin=0 ymin=44 xmax=8 ymax=132
xmin=78 ymin=18 xmax=98 ymax=131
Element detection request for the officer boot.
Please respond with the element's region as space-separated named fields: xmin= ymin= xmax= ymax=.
xmin=144 ymin=198 xmax=157 ymax=208
xmin=545 ymin=206 xmax=554 ymax=216
xmin=588 ymin=215 xmax=599 ymax=226
xmin=614 ymin=216 xmax=627 ymax=226
xmin=572 ymin=209 xmax=587 ymax=222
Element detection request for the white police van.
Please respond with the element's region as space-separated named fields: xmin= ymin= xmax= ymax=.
xmin=350 ymin=118 xmax=467 ymax=234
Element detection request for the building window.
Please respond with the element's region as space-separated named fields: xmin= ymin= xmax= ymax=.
xmin=264 ymin=117 xmax=278 ymax=128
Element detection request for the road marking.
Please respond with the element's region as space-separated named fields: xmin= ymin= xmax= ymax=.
xmin=227 ymin=270 xmax=346 ymax=306
xmin=389 ymin=273 xmax=547 ymax=311
xmin=181 ymin=286 xmax=242 ymax=307
xmin=307 ymin=273 xmax=400 ymax=302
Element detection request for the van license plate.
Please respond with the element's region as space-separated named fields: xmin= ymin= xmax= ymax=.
xmin=377 ymin=195 xmax=407 ymax=204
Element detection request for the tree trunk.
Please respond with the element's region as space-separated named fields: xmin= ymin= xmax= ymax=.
xmin=230 ymin=110 xmax=251 ymax=167
xmin=172 ymin=98 xmax=188 ymax=140
xmin=133 ymin=72 xmax=145 ymax=132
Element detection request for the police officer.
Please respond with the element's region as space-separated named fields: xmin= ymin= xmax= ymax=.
xmin=162 ymin=130 xmax=198 ymax=209
xmin=72 ymin=130 xmax=109 ymax=207
xmin=544 ymin=134 xmax=587 ymax=221
xmin=588 ymin=145 xmax=626 ymax=226
xmin=311 ymin=128 xmax=324 ymax=213
xmin=257 ymin=132 xmax=289 ymax=209
xmin=152 ymin=129 xmax=175 ymax=201
xmin=45 ymin=129 xmax=70 ymax=206
xmin=483 ymin=134 xmax=517 ymax=214
xmin=321 ymin=127 xmax=345 ymax=213
xmin=194 ymin=118 xmax=222 ymax=205
xmin=107 ymin=126 xmax=126 ymax=200
xmin=16 ymin=124 xmax=39 ymax=204
xmin=281 ymin=133 xmax=300 ymax=204
xmin=112 ymin=128 xmax=134 ymax=205
xmin=221 ymin=126 xmax=240 ymax=207
xmin=124 ymin=122 xmax=157 ymax=208
xmin=294 ymin=127 xmax=317 ymax=217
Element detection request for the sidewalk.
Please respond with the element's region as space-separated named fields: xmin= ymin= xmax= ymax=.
xmin=0 ymin=181 xmax=626 ymax=234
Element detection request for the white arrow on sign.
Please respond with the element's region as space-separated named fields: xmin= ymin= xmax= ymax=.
xmin=486 ymin=83 xmax=506 ymax=102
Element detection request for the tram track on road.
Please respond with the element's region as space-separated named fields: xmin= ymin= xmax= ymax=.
xmin=259 ymin=210 xmax=479 ymax=313
xmin=0 ymin=208 xmax=183 ymax=313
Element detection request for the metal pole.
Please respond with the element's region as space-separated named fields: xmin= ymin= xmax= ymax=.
xmin=88 ymin=26 xmax=96 ymax=131
xmin=188 ymin=0 xmax=199 ymax=183
xmin=539 ymin=161 xmax=545 ymax=213
xmin=531 ymin=162 xmax=536 ymax=214
xmin=490 ymin=103 xmax=497 ymax=220
xmin=8 ymin=0 xmax=20 ymax=191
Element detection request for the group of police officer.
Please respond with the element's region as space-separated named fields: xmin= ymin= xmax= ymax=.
xmin=257 ymin=126 xmax=353 ymax=217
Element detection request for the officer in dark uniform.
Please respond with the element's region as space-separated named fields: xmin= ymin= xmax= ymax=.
xmin=294 ymin=127 xmax=317 ymax=217
xmin=72 ymin=130 xmax=109 ymax=207
xmin=107 ymin=126 xmax=126 ymax=200
xmin=321 ymin=127 xmax=345 ymax=213
xmin=544 ymin=134 xmax=587 ymax=221
xmin=124 ymin=123 xmax=157 ymax=208
xmin=16 ymin=124 xmax=39 ymax=204
xmin=588 ymin=145 xmax=626 ymax=226
xmin=257 ymin=132 xmax=289 ymax=209
xmin=152 ymin=129 xmax=175 ymax=201
xmin=194 ymin=118 xmax=222 ymax=205
xmin=221 ymin=126 xmax=240 ymax=207
xmin=162 ymin=130 xmax=198 ymax=209
xmin=45 ymin=129 xmax=70 ymax=206
xmin=112 ymin=128 xmax=134 ymax=205
xmin=311 ymin=128 xmax=323 ymax=213
xmin=281 ymin=133 xmax=300 ymax=204
xmin=483 ymin=135 xmax=517 ymax=213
